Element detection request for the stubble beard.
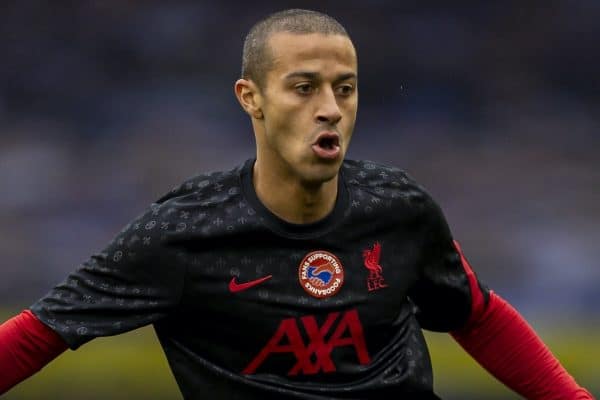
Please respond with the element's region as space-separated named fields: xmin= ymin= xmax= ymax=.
xmin=296 ymin=159 xmax=341 ymax=191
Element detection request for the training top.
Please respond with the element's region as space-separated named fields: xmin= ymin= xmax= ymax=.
xmin=31 ymin=158 xmax=489 ymax=399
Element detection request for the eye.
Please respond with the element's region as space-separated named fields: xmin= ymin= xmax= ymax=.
xmin=335 ymin=84 xmax=355 ymax=97
xmin=295 ymin=83 xmax=314 ymax=95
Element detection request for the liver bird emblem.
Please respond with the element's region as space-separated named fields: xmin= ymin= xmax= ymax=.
xmin=362 ymin=242 xmax=383 ymax=278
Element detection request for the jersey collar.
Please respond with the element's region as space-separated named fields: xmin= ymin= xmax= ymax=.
xmin=239 ymin=158 xmax=350 ymax=239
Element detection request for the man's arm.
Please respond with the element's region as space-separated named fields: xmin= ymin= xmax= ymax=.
xmin=451 ymin=241 xmax=594 ymax=400
xmin=0 ymin=310 xmax=68 ymax=394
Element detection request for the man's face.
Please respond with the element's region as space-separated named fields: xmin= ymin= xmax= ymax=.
xmin=257 ymin=32 xmax=358 ymax=185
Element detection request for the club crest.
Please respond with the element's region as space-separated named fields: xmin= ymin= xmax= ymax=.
xmin=362 ymin=242 xmax=388 ymax=292
xmin=298 ymin=251 xmax=344 ymax=299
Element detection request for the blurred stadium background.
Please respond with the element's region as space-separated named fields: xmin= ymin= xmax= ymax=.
xmin=1 ymin=1 xmax=598 ymax=398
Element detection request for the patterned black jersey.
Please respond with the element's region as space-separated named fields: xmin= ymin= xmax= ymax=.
xmin=31 ymin=159 xmax=489 ymax=399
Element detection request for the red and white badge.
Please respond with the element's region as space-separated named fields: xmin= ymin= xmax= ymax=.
xmin=298 ymin=250 xmax=344 ymax=299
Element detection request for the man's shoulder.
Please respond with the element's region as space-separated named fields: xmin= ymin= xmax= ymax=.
xmin=342 ymin=159 xmax=439 ymax=211
xmin=155 ymin=163 xmax=244 ymax=207
xmin=342 ymin=159 xmax=418 ymax=189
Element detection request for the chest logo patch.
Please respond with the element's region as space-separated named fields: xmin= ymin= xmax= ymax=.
xmin=363 ymin=242 xmax=388 ymax=292
xmin=229 ymin=275 xmax=272 ymax=293
xmin=298 ymin=250 xmax=344 ymax=299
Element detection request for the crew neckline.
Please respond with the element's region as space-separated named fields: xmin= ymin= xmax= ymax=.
xmin=239 ymin=158 xmax=350 ymax=239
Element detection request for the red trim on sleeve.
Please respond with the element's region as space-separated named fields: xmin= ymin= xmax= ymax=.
xmin=453 ymin=240 xmax=487 ymax=323
xmin=451 ymin=292 xmax=594 ymax=399
xmin=0 ymin=310 xmax=68 ymax=394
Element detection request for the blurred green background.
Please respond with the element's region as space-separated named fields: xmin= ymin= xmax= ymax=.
xmin=3 ymin=309 xmax=597 ymax=399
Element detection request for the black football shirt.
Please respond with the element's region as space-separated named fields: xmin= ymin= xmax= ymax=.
xmin=31 ymin=159 xmax=489 ymax=399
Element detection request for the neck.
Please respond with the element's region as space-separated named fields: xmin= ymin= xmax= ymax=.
xmin=252 ymin=159 xmax=339 ymax=225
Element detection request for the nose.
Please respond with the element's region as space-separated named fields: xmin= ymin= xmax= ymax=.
xmin=315 ymin=88 xmax=342 ymax=125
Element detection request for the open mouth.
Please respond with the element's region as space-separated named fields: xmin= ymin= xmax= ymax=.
xmin=312 ymin=132 xmax=341 ymax=159
xmin=314 ymin=132 xmax=340 ymax=149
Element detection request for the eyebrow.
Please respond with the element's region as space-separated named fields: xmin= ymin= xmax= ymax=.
xmin=283 ymin=71 xmax=357 ymax=83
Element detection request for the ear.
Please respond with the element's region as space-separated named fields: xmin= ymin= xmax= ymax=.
xmin=234 ymin=79 xmax=264 ymax=120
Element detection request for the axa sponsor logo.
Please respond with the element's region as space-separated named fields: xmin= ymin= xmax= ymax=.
xmin=243 ymin=309 xmax=370 ymax=376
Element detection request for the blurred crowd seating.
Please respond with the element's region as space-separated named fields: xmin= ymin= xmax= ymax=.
xmin=1 ymin=1 xmax=598 ymax=320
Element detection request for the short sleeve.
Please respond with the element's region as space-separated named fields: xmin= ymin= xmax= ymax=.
xmin=29 ymin=203 xmax=186 ymax=349
xmin=407 ymin=197 xmax=490 ymax=332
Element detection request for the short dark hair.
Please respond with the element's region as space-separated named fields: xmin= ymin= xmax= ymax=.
xmin=241 ymin=9 xmax=350 ymax=89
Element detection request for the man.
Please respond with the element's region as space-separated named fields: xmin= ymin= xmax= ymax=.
xmin=0 ymin=9 xmax=594 ymax=399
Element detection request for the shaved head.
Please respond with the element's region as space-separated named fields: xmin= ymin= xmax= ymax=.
xmin=241 ymin=9 xmax=350 ymax=89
